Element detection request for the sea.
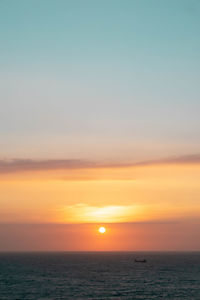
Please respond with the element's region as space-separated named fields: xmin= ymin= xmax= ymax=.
xmin=0 ymin=252 xmax=199 ymax=299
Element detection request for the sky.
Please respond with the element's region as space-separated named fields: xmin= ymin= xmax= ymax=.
xmin=0 ymin=0 xmax=200 ymax=251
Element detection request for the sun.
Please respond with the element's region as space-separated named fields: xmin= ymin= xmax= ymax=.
xmin=98 ymin=226 xmax=106 ymax=234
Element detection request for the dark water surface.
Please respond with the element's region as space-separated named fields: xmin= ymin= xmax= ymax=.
xmin=0 ymin=252 xmax=199 ymax=299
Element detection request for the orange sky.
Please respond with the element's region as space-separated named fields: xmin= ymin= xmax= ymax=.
xmin=0 ymin=160 xmax=200 ymax=251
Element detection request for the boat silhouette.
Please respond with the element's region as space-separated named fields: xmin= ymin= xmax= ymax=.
xmin=134 ymin=258 xmax=147 ymax=263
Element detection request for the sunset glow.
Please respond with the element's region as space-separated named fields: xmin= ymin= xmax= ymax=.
xmin=0 ymin=0 xmax=200 ymax=253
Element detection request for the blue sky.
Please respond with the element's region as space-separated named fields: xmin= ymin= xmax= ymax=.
xmin=0 ymin=0 xmax=200 ymax=160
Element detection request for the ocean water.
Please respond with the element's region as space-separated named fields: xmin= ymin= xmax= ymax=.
xmin=0 ymin=252 xmax=199 ymax=299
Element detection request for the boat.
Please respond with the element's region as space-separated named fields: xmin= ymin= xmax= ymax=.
xmin=134 ymin=258 xmax=147 ymax=263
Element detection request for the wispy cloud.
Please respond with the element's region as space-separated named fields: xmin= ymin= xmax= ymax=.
xmin=0 ymin=153 xmax=199 ymax=174
xmin=133 ymin=153 xmax=200 ymax=166
xmin=0 ymin=159 xmax=95 ymax=174
xmin=60 ymin=203 xmax=141 ymax=223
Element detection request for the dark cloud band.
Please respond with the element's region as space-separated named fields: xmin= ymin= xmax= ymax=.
xmin=0 ymin=154 xmax=199 ymax=174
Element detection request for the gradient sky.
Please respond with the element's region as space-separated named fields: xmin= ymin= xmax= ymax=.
xmin=0 ymin=0 xmax=200 ymax=251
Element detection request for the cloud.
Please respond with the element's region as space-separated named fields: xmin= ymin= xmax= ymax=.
xmin=0 ymin=159 xmax=95 ymax=174
xmin=0 ymin=153 xmax=199 ymax=174
xmin=61 ymin=203 xmax=141 ymax=223
xmin=134 ymin=153 xmax=200 ymax=166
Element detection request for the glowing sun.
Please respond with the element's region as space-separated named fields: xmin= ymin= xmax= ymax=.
xmin=98 ymin=226 xmax=106 ymax=234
